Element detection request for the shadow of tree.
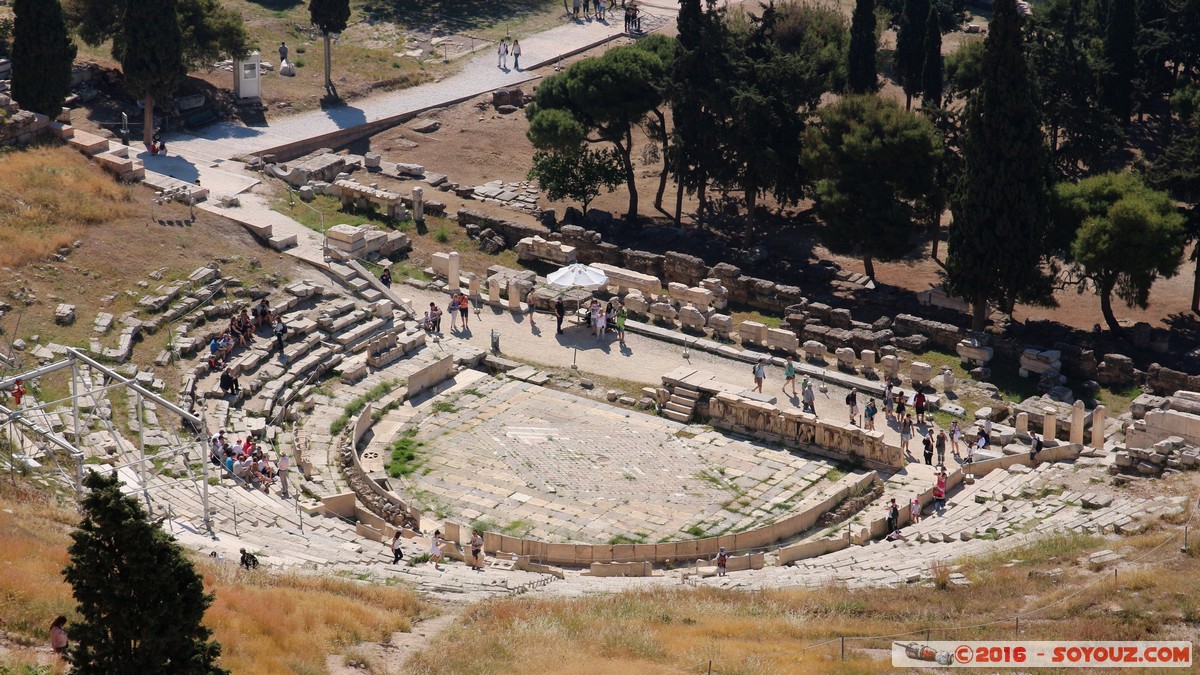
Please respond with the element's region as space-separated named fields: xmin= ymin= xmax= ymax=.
xmin=244 ymin=0 xmax=305 ymax=10
xmin=361 ymin=0 xmax=561 ymax=34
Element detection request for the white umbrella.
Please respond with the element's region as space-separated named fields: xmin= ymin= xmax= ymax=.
xmin=546 ymin=263 xmax=608 ymax=290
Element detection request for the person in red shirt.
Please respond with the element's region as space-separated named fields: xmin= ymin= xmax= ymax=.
xmin=12 ymin=379 xmax=26 ymax=406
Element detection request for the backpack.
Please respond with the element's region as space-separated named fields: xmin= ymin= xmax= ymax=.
xmin=845 ymin=393 xmax=852 ymax=405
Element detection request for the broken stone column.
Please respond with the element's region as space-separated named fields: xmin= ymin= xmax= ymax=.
xmin=1070 ymin=400 xmax=1086 ymax=445
xmin=506 ymin=279 xmax=522 ymax=311
xmin=1091 ymin=405 xmax=1106 ymax=449
xmin=1042 ymin=406 xmax=1057 ymax=439
xmin=1015 ymin=412 xmax=1028 ymax=435
xmin=880 ymin=354 xmax=900 ymax=379
xmin=488 ymin=277 xmax=502 ymax=305
xmin=468 ymin=274 xmax=481 ymax=299
xmin=447 ymin=251 xmax=461 ymax=290
xmin=860 ymin=350 xmax=876 ymax=371
xmin=412 ymin=186 xmax=425 ymax=224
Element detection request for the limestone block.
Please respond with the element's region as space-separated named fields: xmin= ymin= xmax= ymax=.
xmin=1042 ymin=407 xmax=1057 ymax=439
xmin=506 ymin=280 xmax=523 ymax=310
xmin=624 ymin=291 xmax=648 ymax=316
xmin=738 ymin=321 xmax=768 ymax=347
xmin=447 ymin=251 xmax=461 ymax=290
xmin=684 ymin=286 xmax=715 ymax=310
xmin=766 ymin=328 xmax=799 ymax=353
xmin=956 ymin=339 xmax=993 ymax=365
xmin=1015 ymin=412 xmax=1028 ymax=434
xmin=940 ymin=367 xmax=955 ymax=391
xmin=678 ymin=304 xmax=706 ymax=330
xmin=649 ymin=302 xmax=677 ymax=322
xmin=860 ymin=350 xmax=876 ymax=369
xmin=468 ymin=274 xmax=481 ymax=299
xmin=708 ymin=314 xmax=734 ymax=340
xmin=667 ymin=282 xmax=690 ymax=303
xmin=803 ymin=340 xmax=827 ymax=363
xmin=910 ymin=361 xmax=933 ymax=387
xmin=1070 ymin=400 xmax=1086 ymax=445
xmin=430 ymin=251 xmax=451 ymax=278
xmin=1091 ymin=405 xmax=1106 ymax=449
xmin=55 ymin=304 xmax=76 ymax=325
xmin=700 ymin=278 xmax=729 ymax=309
xmin=834 ymin=347 xmax=856 ymax=370
xmin=880 ymin=354 xmax=900 ymax=378
xmin=487 ymin=277 xmax=503 ymax=305
xmin=1019 ymin=348 xmax=1063 ymax=377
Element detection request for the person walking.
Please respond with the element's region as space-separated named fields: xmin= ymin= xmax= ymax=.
xmin=910 ymin=497 xmax=922 ymax=525
xmin=554 ymin=296 xmax=566 ymax=334
xmin=845 ymin=388 xmax=859 ymax=425
xmin=752 ymin=358 xmax=766 ymax=393
xmin=802 ymin=381 xmax=816 ymax=415
xmin=278 ymin=41 xmax=289 ymax=64
xmin=526 ymin=289 xmax=537 ymax=331
xmin=497 ymin=39 xmax=509 ymax=69
xmin=935 ymin=429 xmax=947 ymax=467
xmin=390 ymin=531 xmax=404 ymax=564
xmin=782 ymin=355 xmax=798 ymax=397
xmin=900 ymin=414 xmax=913 ymax=455
xmin=458 ymin=292 xmax=471 ymax=330
xmin=277 ymin=451 xmax=290 ymax=498
xmin=470 ymin=530 xmax=485 ymax=570
xmin=430 ymin=530 xmax=445 ymax=571
xmin=50 ymin=616 xmax=68 ymax=656
xmin=1029 ymin=431 xmax=1044 ymax=464
xmin=950 ymin=420 xmax=962 ymax=459
xmin=883 ymin=382 xmax=894 ymax=421
xmin=512 ymin=39 xmax=522 ymax=70
xmin=885 ymin=498 xmax=899 ymax=536
xmin=922 ymin=433 xmax=934 ymax=465
xmin=716 ymin=546 xmax=728 ymax=577
xmin=914 ymin=390 xmax=927 ymax=425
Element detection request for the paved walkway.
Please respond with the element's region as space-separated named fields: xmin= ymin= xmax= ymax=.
xmin=163 ymin=16 xmax=660 ymax=166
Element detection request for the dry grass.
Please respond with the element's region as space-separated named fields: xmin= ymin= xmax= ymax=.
xmin=0 ymin=146 xmax=135 ymax=268
xmin=0 ymin=483 xmax=428 ymax=675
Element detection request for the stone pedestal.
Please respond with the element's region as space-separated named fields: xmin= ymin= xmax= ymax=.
xmin=860 ymin=350 xmax=876 ymax=370
xmin=910 ymin=361 xmax=933 ymax=387
xmin=413 ymin=187 xmax=425 ymax=224
xmin=488 ymin=277 xmax=502 ymax=305
xmin=1070 ymin=400 xmax=1086 ymax=445
xmin=468 ymin=274 xmax=481 ymax=299
xmin=1091 ymin=405 xmax=1106 ymax=449
xmin=506 ymin=280 xmax=522 ymax=311
xmin=1042 ymin=407 xmax=1057 ymax=439
xmin=880 ymin=355 xmax=900 ymax=379
xmin=447 ymin=251 xmax=461 ymax=290
xmin=940 ymin=368 xmax=955 ymax=391
xmin=1015 ymin=412 xmax=1028 ymax=435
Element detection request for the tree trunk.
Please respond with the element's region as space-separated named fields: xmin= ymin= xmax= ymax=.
xmin=1191 ymin=251 xmax=1200 ymax=315
xmin=617 ymin=130 xmax=638 ymax=222
xmin=324 ymin=33 xmax=333 ymax=95
xmin=142 ymin=95 xmax=155 ymax=147
xmin=1099 ymin=283 xmax=1123 ymax=335
xmin=971 ymin=300 xmax=987 ymax=332
xmin=905 ymin=92 xmax=912 ymax=111
xmin=653 ymin=109 xmax=669 ymax=213
xmin=676 ymin=174 xmax=686 ymax=224
xmin=863 ymin=253 xmax=875 ymax=280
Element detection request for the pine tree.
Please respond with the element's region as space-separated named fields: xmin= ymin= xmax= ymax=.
xmin=1101 ymin=0 xmax=1137 ymax=123
xmin=123 ymin=0 xmax=185 ymax=147
xmin=64 ymin=471 xmax=226 ymax=674
xmin=920 ymin=6 xmax=943 ymax=108
xmin=946 ymin=0 xmax=1055 ymax=329
xmin=894 ymin=0 xmax=930 ymax=109
xmin=10 ymin=0 xmax=76 ymax=117
xmin=847 ymin=0 xmax=878 ymax=93
xmin=309 ymin=0 xmax=350 ymax=98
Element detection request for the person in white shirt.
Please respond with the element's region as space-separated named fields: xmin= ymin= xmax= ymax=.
xmin=497 ymin=40 xmax=509 ymax=69
xmin=277 ymin=452 xmax=290 ymax=497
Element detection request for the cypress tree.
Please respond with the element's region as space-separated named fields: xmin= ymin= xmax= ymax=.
xmin=894 ymin=0 xmax=930 ymax=109
xmin=1101 ymin=0 xmax=1137 ymax=123
xmin=847 ymin=0 xmax=878 ymax=93
xmin=64 ymin=471 xmax=226 ymax=674
xmin=10 ymin=0 xmax=76 ymax=118
xmin=123 ymin=0 xmax=185 ymax=147
xmin=920 ymin=6 xmax=942 ymax=108
xmin=946 ymin=0 xmax=1054 ymax=329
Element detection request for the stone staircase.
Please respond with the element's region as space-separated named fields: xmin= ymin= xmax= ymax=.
xmin=662 ymin=382 xmax=700 ymax=423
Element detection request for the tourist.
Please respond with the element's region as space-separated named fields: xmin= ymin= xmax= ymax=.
xmin=497 ymin=39 xmax=509 ymax=69
xmin=430 ymin=530 xmax=445 ymax=571
xmin=885 ymin=498 xmax=899 ymax=535
xmin=278 ymin=41 xmax=288 ymax=64
xmin=910 ymin=497 xmax=922 ymax=525
xmin=273 ymin=315 xmax=288 ymax=352
xmin=50 ymin=616 xmax=68 ymax=656
xmin=448 ymin=293 xmax=460 ymax=331
xmin=219 ymin=368 xmax=240 ymax=397
xmin=914 ymin=390 xmax=927 ymax=424
xmin=752 ymin=358 xmax=766 ymax=393
xmin=239 ymin=548 xmax=259 ymax=570
xmin=555 ymin=296 xmax=566 ymax=335
xmin=895 ymin=392 xmax=907 ymax=420
xmin=254 ymin=298 xmax=271 ymax=329
xmin=223 ymin=453 xmax=235 ymax=476
xmin=935 ymin=429 xmax=947 ymax=466
xmin=883 ymin=383 xmax=894 ymax=420
xmin=615 ymin=303 xmax=628 ymax=345
xmin=967 ymin=436 xmax=978 ymax=465
xmin=470 ymin=530 xmax=485 ymax=570
xmin=277 ymin=451 xmax=290 ymax=498
xmin=950 ymin=420 xmax=962 ymax=458
xmin=802 ymin=381 xmax=816 ymax=415
xmin=864 ymin=398 xmax=877 ymax=430
xmin=900 ymin=414 xmax=913 ymax=454
xmin=782 ymin=355 xmax=798 ymax=397
xmin=597 ymin=0 xmax=606 ymax=20
xmin=527 ymin=289 xmax=538 ymax=331
xmin=716 ymin=546 xmax=728 ymax=577
xmin=573 ymin=0 xmax=581 ymax=20
xmin=605 ymin=302 xmax=616 ymax=333
xmin=429 ymin=302 xmax=443 ymax=332
xmin=391 ymin=531 xmax=404 ymax=565
xmin=512 ymin=40 xmax=522 ymax=70
xmin=379 ymin=268 xmax=392 ymax=288
xmin=458 ymin=292 xmax=471 ymax=329
xmin=932 ymin=473 xmax=946 ymax=512
xmin=845 ymin=388 xmax=859 ymax=425
xmin=922 ymin=433 xmax=934 ymax=465
xmin=1029 ymin=431 xmax=1044 ymax=464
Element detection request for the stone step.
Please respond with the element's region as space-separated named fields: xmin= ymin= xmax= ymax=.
xmin=663 ymin=408 xmax=691 ymax=423
xmin=664 ymin=401 xmax=693 ymax=415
